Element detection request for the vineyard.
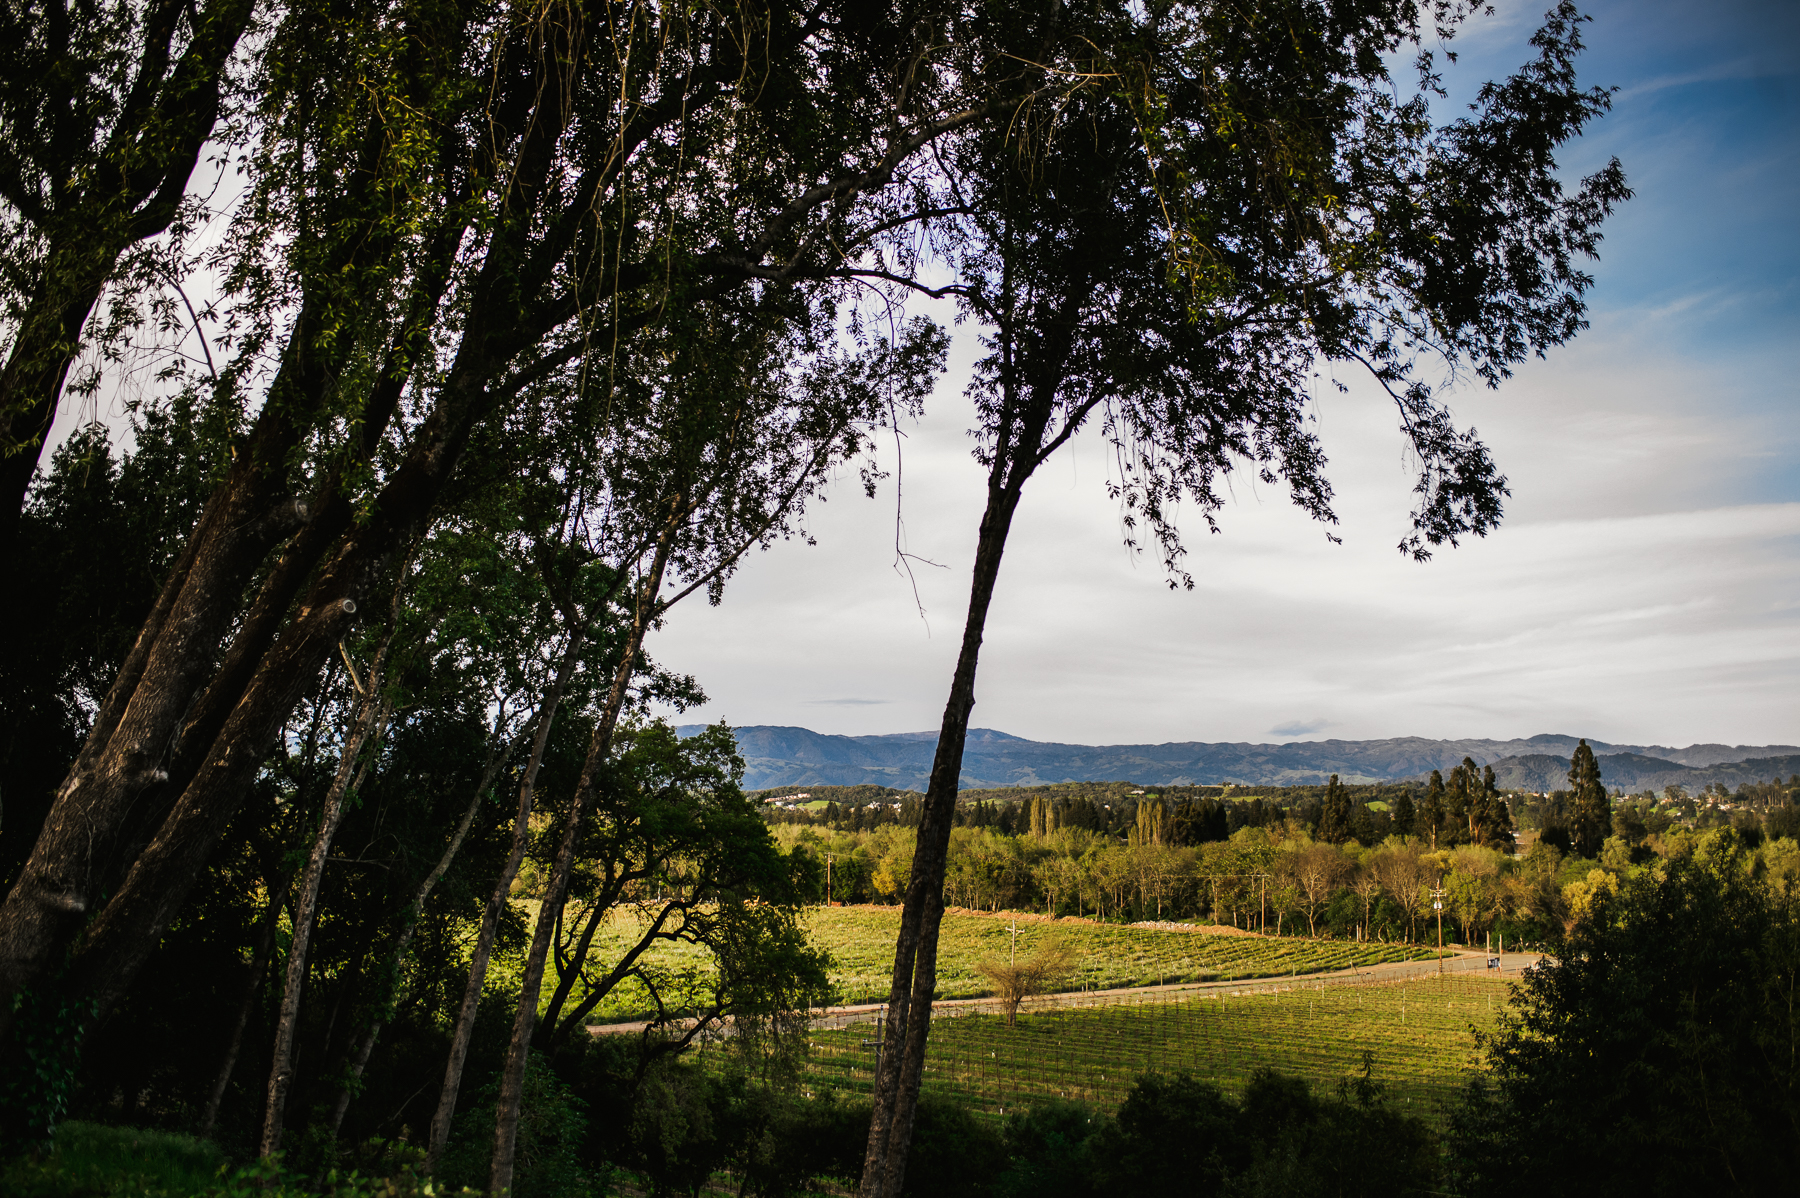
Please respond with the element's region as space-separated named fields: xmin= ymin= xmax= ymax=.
xmin=566 ymin=904 xmax=1442 ymax=1023
xmin=796 ymin=906 xmax=1443 ymax=1005
xmin=770 ymin=972 xmax=1506 ymax=1126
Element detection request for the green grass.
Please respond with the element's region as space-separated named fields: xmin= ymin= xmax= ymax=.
xmin=769 ymin=972 xmax=1504 ymax=1128
xmin=1 ymin=1121 xmax=225 ymax=1197
xmin=569 ymin=904 xmax=1439 ymax=1024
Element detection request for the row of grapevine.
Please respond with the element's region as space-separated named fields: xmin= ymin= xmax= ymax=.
xmin=774 ymin=969 xmax=1508 ymax=1128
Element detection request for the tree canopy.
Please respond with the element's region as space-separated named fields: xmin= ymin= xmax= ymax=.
xmin=1452 ymin=834 xmax=1800 ymax=1195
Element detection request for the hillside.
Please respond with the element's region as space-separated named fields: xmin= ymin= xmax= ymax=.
xmin=1478 ymin=752 xmax=1800 ymax=793
xmin=680 ymin=725 xmax=1798 ymax=792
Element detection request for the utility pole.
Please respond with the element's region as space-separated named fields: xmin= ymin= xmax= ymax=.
xmin=1009 ymin=920 xmax=1019 ymax=966
xmin=1430 ymin=878 xmax=1447 ymax=974
xmin=825 ymin=854 xmax=834 ymax=907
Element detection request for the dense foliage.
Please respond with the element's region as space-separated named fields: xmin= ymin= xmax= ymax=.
xmin=1449 ymin=831 xmax=1800 ymax=1196
xmin=768 ymin=773 xmax=1800 ymax=951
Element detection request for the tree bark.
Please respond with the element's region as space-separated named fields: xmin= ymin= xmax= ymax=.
xmin=858 ymin=475 xmax=1025 ymax=1198
xmin=425 ymin=633 xmax=585 ymax=1175
xmin=0 ymin=33 xmax=479 ymax=1042
xmin=858 ymin=254 xmax=1089 ymax=1196
xmin=488 ymin=541 xmax=672 ymax=1198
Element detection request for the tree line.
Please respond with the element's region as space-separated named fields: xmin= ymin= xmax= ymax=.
xmin=771 ymin=751 xmax=1800 ymax=951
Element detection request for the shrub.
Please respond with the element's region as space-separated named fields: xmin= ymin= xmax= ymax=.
xmin=436 ymin=1052 xmax=588 ymax=1198
xmin=1449 ymin=835 xmax=1800 ymax=1197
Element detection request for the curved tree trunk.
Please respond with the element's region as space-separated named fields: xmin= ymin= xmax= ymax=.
xmin=324 ymin=717 xmax=525 ymax=1143
xmin=424 ymin=632 xmax=585 ymax=1175
xmin=260 ymin=677 xmax=392 ymax=1157
xmin=488 ymin=542 xmax=671 ymax=1197
xmin=859 ymin=476 xmax=1024 ymax=1198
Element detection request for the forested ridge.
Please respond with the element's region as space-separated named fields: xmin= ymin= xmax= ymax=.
xmin=720 ymin=724 xmax=1799 ymax=790
xmin=3 ymin=0 xmax=1786 ymax=1195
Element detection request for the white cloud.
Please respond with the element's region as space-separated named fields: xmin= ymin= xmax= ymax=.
xmin=648 ymin=307 xmax=1800 ymax=750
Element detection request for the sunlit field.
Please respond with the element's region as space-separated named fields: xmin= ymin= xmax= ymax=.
xmin=773 ymin=971 xmax=1505 ymax=1127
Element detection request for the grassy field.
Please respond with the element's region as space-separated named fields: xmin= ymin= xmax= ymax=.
xmin=769 ymin=971 xmax=1504 ymax=1127
xmin=569 ymin=904 xmax=1440 ymax=1023
xmin=796 ymin=906 xmax=1440 ymax=1006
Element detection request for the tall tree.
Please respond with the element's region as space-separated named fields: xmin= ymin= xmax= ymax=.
xmin=1568 ymin=739 xmax=1609 ymax=859
xmin=1421 ymin=771 xmax=1447 ymax=851
xmin=1392 ymin=789 xmax=1417 ymax=838
xmin=859 ymin=3 xmax=1626 ymax=1191
xmin=1446 ymin=757 xmax=1480 ymax=847
xmin=1474 ymin=764 xmax=1516 ymax=851
xmin=0 ymin=0 xmax=1002 ymax=1085
xmin=482 ymin=303 xmax=944 ymax=1196
xmin=1317 ymin=775 xmax=1354 ymax=845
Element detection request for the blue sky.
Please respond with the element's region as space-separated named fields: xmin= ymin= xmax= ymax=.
xmin=650 ymin=0 xmax=1800 ymax=749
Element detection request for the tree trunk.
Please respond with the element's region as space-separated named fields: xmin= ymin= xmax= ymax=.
xmin=261 ymin=680 xmax=390 ymax=1157
xmin=488 ymin=543 xmax=672 ymax=1198
xmin=425 ymin=633 xmax=585 ymax=1175
xmin=0 ymin=89 xmax=477 ymax=1046
xmin=859 ymin=474 xmax=1024 ymax=1198
xmin=325 ymin=720 xmax=524 ymax=1144
xmin=198 ymin=873 xmax=294 ymax=1139
xmin=35 ymin=348 xmax=516 ymax=1060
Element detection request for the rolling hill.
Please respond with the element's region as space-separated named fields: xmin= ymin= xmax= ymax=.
xmin=677 ymin=725 xmax=1799 ymax=793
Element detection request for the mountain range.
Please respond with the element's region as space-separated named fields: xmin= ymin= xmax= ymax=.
xmin=677 ymin=725 xmax=1800 ymax=794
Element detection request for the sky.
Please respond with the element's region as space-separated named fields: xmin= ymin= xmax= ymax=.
xmin=645 ymin=0 xmax=1800 ymax=749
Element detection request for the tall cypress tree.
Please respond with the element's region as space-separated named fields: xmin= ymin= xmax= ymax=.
xmin=1569 ymin=740 xmax=1610 ymax=859
xmin=1476 ymin=764 xmax=1516 ymax=851
xmin=1317 ymin=774 xmax=1354 ymax=845
xmin=1392 ymin=790 xmax=1417 ymax=837
xmin=1445 ymin=758 xmax=1480 ymax=846
xmin=1421 ymin=770 xmax=1447 ymax=850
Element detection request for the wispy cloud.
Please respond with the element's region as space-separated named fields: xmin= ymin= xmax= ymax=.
xmin=1272 ymin=719 xmax=1332 ymax=737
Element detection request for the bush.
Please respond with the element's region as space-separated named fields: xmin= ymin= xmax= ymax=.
xmin=1097 ymin=1072 xmax=1239 ymax=1195
xmin=1449 ymin=834 xmax=1800 ymax=1197
xmin=436 ymin=1053 xmax=588 ymax=1198
xmin=994 ymin=1099 xmax=1104 ymax=1198
xmin=899 ymin=1092 xmax=1007 ymax=1198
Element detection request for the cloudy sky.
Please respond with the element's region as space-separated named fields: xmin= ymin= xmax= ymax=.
xmin=649 ymin=0 xmax=1800 ymax=750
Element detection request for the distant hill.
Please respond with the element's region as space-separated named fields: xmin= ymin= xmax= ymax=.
xmin=1477 ymin=752 xmax=1800 ymax=794
xmin=677 ymin=725 xmax=1800 ymax=792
